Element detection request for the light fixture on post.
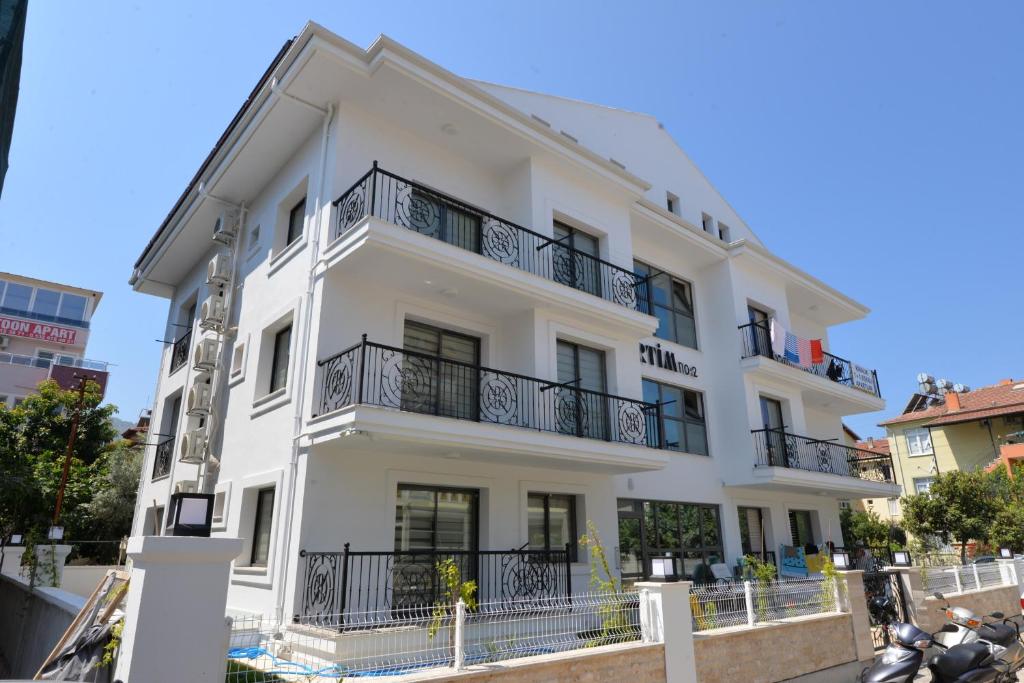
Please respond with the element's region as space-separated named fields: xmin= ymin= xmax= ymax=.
xmin=649 ymin=555 xmax=680 ymax=582
xmin=999 ymin=547 xmax=1014 ymax=559
xmin=9 ymin=533 xmax=23 ymax=546
xmin=47 ymin=525 xmax=64 ymax=542
xmin=168 ymin=492 xmax=215 ymax=537
xmin=831 ymin=550 xmax=852 ymax=570
xmin=892 ymin=551 xmax=913 ymax=567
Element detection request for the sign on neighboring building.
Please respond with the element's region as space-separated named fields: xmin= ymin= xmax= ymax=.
xmin=851 ymin=363 xmax=877 ymax=394
xmin=0 ymin=315 xmax=78 ymax=344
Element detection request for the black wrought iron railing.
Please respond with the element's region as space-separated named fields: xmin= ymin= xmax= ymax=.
xmin=315 ymin=336 xmax=661 ymax=449
xmin=298 ymin=544 xmax=572 ymax=626
xmin=169 ymin=328 xmax=191 ymax=375
xmin=152 ymin=437 xmax=173 ymax=479
xmin=331 ymin=163 xmax=647 ymax=311
xmin=751 ymin=428 xmax=895 ymax=483
xmin=738 ymin=322 xmax=881 ymax=397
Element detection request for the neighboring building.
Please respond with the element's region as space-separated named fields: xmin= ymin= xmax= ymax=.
xmin=0 ymin=272 xmax=108 ymax=407
xmin=0 ymin=0 xmax=28 ymax=196
xmin=128 ymin=24 xmax=894 ymax=621
xmin=121 ymin=409 xmax=152 ymax=445
xmin=879 ymin=378 xmax=1024 ymax=521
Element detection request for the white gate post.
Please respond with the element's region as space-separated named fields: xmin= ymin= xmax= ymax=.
xmin=972 ymin=564 xmax=982 ymax=591
xmin=743 ymin=580 xmax=755 ymax=626
xmin=953 ymin=568 xmax=963 ymax=594
xmin=636 ymin=581 xmax=697 ymax=683
xmin=113 ymin=536 xmax=242 ymax=683
xmin=454 ymin=598 xmax=466 ymax=671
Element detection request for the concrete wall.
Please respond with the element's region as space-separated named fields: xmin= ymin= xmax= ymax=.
xmin=693 ymin=612 xmax=858 ymax=683
xmin=0 ymin=574 xmax=84 ymax=679
xmin=913 ymin=585 xmax=1022 ymax=634
xmin=410 ymin=642 xmax=665 ymax=683
xmin=61 ymin=565 xmax=118 ymax=599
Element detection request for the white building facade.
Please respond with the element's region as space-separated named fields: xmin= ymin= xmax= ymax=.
xmin=129 ymin=24 xmax=897 ymax=623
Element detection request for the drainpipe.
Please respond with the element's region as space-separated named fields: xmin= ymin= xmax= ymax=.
xmin=274 ymin=101 xmax=334 ymax=627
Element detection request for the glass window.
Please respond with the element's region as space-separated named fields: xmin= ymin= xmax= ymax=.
xmin=35 ymin=350 xmax=55 ymax=369
xmin=556 ymin=340 xmax=608 ymax=440
xmin=552 ymin=221 xmax=601 ymax=297
xmin=286 ymin=197 xmax=306 ymax=245
xmin=913 ymin=477 xmax=935 ymax=494
xmin=616 ymin=498 xmax=723 ymax=582
xmin=269 ymin=325 xmax=292 ymax=393
xmin=402 ymin=321 xmax=480 ymax=418
xmin=634 ymin=261 xmax=697 ymax=348
xmin=905 ymin=427 xmax=932 ymax=456
xmin=789 ymin=510 xmax=814 ymax=547
xmin=250 ymin=487 xmax=275 ymax=566
xmin=887 ymin=498 xmax=900 ymax=515
xmin=2 ymin=282 xmax=31 ymax=311
xmin=527 ymin=493 xmax=577 ymax=560
xmin=58 ymin=293 xmax=87 ymax=322
xmin=394 ymin=484 xmax=478 ymax=552
xmin=32 ymin=289 xmax=60 ymax=317
xmin=643 ymin=379 xmax=708 ymax=455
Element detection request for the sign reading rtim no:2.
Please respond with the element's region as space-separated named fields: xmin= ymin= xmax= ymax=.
xmin=0 ymin=316 xmax=78 ymax=345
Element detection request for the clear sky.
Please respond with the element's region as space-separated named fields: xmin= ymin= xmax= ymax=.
xmin=2 ymin=1 xmax=1021 ymax=438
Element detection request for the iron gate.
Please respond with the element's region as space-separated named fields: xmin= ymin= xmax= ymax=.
xmin=863 ymin=570 xmax=909 ymax=650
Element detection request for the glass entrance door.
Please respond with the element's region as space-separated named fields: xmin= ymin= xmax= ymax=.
xmin=759 ymin=396 xmax=789 ymax=467
xmin=555 ymin=340 xmax=608 ymax=440
xmin=738 ymin=506 xmax=770 ymax=562
xmin=747 ymin=306 xmax=770 ymax=357
xmin=393 ymin=484 xmax=479 ymax=609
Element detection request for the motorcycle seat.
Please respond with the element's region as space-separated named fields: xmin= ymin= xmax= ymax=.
xmin=978 ymin=622 xmax=1018 ymax=646
xmin=928 ymin=642 xmax=991 ymax=680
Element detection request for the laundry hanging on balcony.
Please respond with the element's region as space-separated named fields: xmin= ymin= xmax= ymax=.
xmin=778 ymin=327 xmax=824 ymax=368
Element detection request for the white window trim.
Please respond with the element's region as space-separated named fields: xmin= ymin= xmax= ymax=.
xmin=904 ymin=427 xmax=933 ymax=456
xmin=229 ymin=335 xmax=249 ymax=387
xmin=231 ymin=469 xmax=284 ymax=587
xmin=250 ymin=300 xmax=299 ymax=417
xmin=211 ymin=480 xmax=233 ymax=531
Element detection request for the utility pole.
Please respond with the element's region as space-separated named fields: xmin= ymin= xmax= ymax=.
xmin=52 ymin=374 xmax=89 ymax=528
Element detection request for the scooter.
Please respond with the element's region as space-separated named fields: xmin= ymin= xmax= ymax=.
xmin=932 ymin=592 xmax=1024 ymax=672
xmin=860 ymin=622 xmax=962 ymax=682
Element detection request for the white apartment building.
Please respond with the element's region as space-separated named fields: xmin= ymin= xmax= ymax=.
xmin=129 ymin=23 xmax=897 ymax=624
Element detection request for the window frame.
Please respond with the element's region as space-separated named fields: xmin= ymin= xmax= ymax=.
xmin=268 ymin=324 xmax=292 ymax=394
xmin=904 ymin=427 xmax=933 ymax=456
xmin=634 ymin=260 xmax=698 ymax=349
xmin=286 ymin=197 xmax=306 ymax=246
xmin=250 ymin=486 xmax=276 ymax=567
xmin=887 ymin=497 xmax=900 ymax=516
xmin=913 ymin=476 xmax=935 ymax=494
xmin=642 ymin=378 xmax=709 ymax=455
xmin=394 ymin=483 xmax=480 ymax=552
xmin=527 ymin=492 xmax=578 ymax=561
xmin=616 ymin=498 xmax=724 ymax=581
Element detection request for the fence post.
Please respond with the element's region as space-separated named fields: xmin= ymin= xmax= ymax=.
xmin=636 ymin=581 xmax=697 ymax=683
xmin=113 ymin=535 xmax=242 ymax=683
xmin=954 ymin=567 xmax=963 ymax=594
xmin=972 ymin=564 xmax=981 ymax=591
xmin=454 ymin=598 xmax=465 ymax=671
xmin=997 ymin=559 xmax=1016 ymax=587
xmin=839 ymin=571 xmax=876 ymax=665
xmin=743 ymin=580 xmax=755 ymax=627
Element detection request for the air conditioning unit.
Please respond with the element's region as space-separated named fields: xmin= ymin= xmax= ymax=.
xmin=179 ymin=427 xmax=207 ymax=464
xmin=175 ymin=480 xmax=197 ymax=494
xmin=207 ymin=252 xmax=231 ymax=285
xmin=193 ymin=337 xmax=219 ymax=370
xmin=187 ymin=373 xmax=213 ymax=416
xmin=0 ymin=335 xmax=8 ymax=350
xmin=199 ymin=293 xmax=227 ymax=331
xmin=212 ymin=209 xmax=240 ymax=245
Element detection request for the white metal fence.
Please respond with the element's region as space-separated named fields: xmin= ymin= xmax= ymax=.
xmin=690 ymin=577 xmax=839 ymax=633
xmin=225 ymin=591 xmax=642 ymax=680
xmin=922 ymin=562 xmax=1017 ymax=596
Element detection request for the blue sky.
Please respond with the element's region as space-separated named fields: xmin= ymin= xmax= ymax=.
xmin=2 ymin=1 xmax=1021 ymax=437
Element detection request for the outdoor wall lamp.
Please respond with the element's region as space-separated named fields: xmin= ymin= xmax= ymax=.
xmin=169 ymin=492 xmax=215 ymax=537
xmin=892 ymin=551 xmax=913 ymax=567
xmin=831 ymin=551 xmax=851 ymax=570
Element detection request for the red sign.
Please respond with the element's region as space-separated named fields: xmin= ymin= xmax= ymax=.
xmin=0 ymin=316 xmax=78 ymax=344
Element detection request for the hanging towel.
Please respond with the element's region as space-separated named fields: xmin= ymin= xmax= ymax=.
xmin=770 ymin=319 xmax=786 ymax=357
xmin=783 ymin=332 xmax=800 ymax=364
xmin=796 ymin=337 xmax=813 ymax=368
xmin=810 ymin=339 xmax=824 ymax=365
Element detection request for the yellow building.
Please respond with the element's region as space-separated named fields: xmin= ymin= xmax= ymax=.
xmin=875 ymin=379 xmax=1024 ymax=522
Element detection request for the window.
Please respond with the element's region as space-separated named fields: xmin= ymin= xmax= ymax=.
xmin=666 ymin=192 xmax=680 ymax=215
xmin=738 ymin=506 xmax=769 ymax=558
xmin=556 ymin=340 xmax=608 ymax=439
xmin=212 ymin=491 xmax=227 ymax=525
xmin=887 ymin=498 xmax=900 ymax=516
xmin=528 ymin=493 xmax=577 ymax=560
xmin=58 ymin=294 xmax=87 ymax=322
xmin=913 ymin=477 xmax=935 ymax=494
xmin=286 ymin=197 xmax=306 ymax=246
xmin=552 ymin=221 xmax=601 ymax=297
xmin=2 ymin=282 xmax=31 ymax=311
xmin=634 ymin=261 xmax=697 ymax=348
xmin=717 ymin=222 xmax=731 ymax=242
xmin=250 ymin=487 xmax=275 ymax=566
xmin=402 ymin=321 xmax=480 ymax=418
xmin=617 ymin=499 xmax=723 ymax=581
xmin=905 ymin=427 xmax=932 ymax=456
xmin=701 ymin=213 xmax=714 ymax=234
xmin=838 ymin=499 xmax=851 ymax=510
xmin=231 ymin=342 xmax=245 ymax=377
xmin=642 ymin=379 xmax=708 ymax=455
xmin=269 ymin=325 xmax=292 ymax=393
xmin=248 ymin=225 xmax=261 ymax=252
xmin=394 ymin=484 xmax=479 ymax=552
xmin=788 ymin=509 xmax=814 ymax=547
xmin=149 ymin=506 xmax=164 ymax=536
xmin=31 ymin=289 xmax=60 ymax=317
xmin=0 ymin=395 xmax=8 ymax=408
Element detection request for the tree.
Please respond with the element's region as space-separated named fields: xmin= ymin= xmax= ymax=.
xmin=901 ymin=469 xmax=996 ymax=563
xmin=0 ymin=379 xmax=119 ymax=544
xmin=841 ymin=508 xmax=905 ymax=549
xmin=986 ymin=462 xmax=1024 ymax=552
xmin=82 ymin=441 xmax=143 ymax=561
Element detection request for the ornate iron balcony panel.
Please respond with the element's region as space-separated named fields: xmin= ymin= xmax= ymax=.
xmin=315 ymin=337 xmax=661 ymax=449
xmin=751 ymin=428 xmax=895 ymax=483
xmin=152 ymin=436 xmax=173 ymax=479
xmin=332 ymin=164 xmax=644 ymax=311
xmin=169 ymin=328 xmax=191 ymax=375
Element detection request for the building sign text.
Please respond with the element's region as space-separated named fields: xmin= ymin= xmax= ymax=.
xmin=640 ymin=342 xmax=698 ymax=378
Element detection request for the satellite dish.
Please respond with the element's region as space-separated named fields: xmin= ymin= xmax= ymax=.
xmin=919 ymin=381 xmax=937 ymax=395
xmin=917 ymin=373 xmax=935 ymax=384
xmin=937 ymin=379 xmax=952 ymax=390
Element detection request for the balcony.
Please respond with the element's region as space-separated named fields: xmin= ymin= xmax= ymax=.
xmin=738 ymin=321 xmax=884 ymax=415
xmin=0 ymin=352 xmax=108 ymax=372
xmin=169 ymin=328 xmax=191 ymax=375
xmin=0 ymin=305 xmax=89 ymax=329
xmin=297 ymin=545 xmax=571 ymax=625
xmin=152 ymin=437 xmax=173 ymax=480
xmin=309 ymin=337 xmax=669 ymax=473
xmin=331 ymin=164 xmax=647 ymax=313
xmin=747 ymin=428 xmax=899 ymax=497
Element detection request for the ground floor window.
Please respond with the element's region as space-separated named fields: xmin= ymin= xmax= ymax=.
xmin=394 ymin=484 xmax=479 ymax=552
xmin=788 ymin=509 xmax=815 ymax=548
xmin=618 ymin=498 xmax=723 ymax=583
xmin=738 ymin=506 xmax=770 ymax=560
xmin=527 ymin=492 xmax=577 ymax=560
xmin=250 ymin=487 xmax=276 ymax=566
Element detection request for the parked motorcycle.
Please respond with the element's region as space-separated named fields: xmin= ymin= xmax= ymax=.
xmin=932 ymin=592 xmax=1024 ymax=672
